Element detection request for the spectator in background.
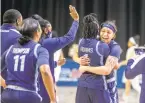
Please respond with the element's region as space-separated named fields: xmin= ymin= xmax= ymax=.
xmin=125 ymin=47 xmax=145 ymax=103
xmin=52 ymin=31 xmax=66 ymax=102
xmin=120 ymin=35 xmax=141 ymax=103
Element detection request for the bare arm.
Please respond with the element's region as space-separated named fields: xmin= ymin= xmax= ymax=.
xmin=79 ymin=56 xmax=118 ymax=75
xmin=0 ymin=75 xmax=6 ymax=88
xmin=40 ymin=65 xmax=56 ymax=102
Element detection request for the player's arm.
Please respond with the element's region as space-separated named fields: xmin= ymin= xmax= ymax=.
xmin=42 ymin=5 xmax=79 ymax=53
xmin=109 ymin=45 xmax=122 ymax=70
xmin=0 ymin=50 xmax=8 ymax=88
xmin=37 ymin=47 xmax=56 ymax=103
xmin=125 ymin=55 xmax=145 ymax=79
xmin=79 ymin=45 xmax=121 ymax=74
xmin=0 ymin=75 xmax=6 ymax=88
xmin=79 ymin=56 xmax=118 ymax=75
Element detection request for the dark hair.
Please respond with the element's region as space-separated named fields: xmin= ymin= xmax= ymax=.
xmin=39 ymin=19 xmax=51 ymax=28
xmin=31 ymin=14 xmax=43 ymax=21
xmin=89 ymin=13 xmax=98 ymax=20
xmin=82 ymin=14 xmax=99 ymax=39
xmin=101 ymin=20 xmax=117 ymax=33
xmin=3 ymin=9 xmax=22 ymax=23
xmin=18 ymin=18 xmax=40 ymax=45
xmin=39 ymin=19 xmax=51 ymax=34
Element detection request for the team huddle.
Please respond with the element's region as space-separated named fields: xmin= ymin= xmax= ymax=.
xmin=1 ymin=5 xmax=145 ymax=103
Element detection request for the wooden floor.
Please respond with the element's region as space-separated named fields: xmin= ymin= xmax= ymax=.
xmin=57 ymin=87 xmax=139 ymax=103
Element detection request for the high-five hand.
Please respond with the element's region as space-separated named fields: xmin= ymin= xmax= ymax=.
xmin=69 ymin=5 xmax=79 ymax=21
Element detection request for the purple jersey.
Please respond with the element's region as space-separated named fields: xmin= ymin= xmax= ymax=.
xmin=125 ymin=54 xmax=145 ymax=103
xmin=39 ymin=21 xmax=79 ymax=103
xmin=0 ymin=24 xmax=21 ymax=80
xmin=1 ymin=24 xmax=21 ymax=55
xmin=78 ymin=38 xmax=110 ymax=89
xmin=2 ymin=41 xmax=49 ymax=92
xmin=106 ymin=40 xmax=122 ymax=103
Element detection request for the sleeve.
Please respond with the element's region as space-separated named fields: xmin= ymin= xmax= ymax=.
xmin=36 ymin=47 xmax=50 ymax=68
xmin=125 ymin=56 xmax=145 ymax=79
xmin=109 ymin=45 xmax=122 ymax=59
xmin=42 ymin=21 xmax=79 ymax=53
xmin=98 ymin=42 xmax=110 ymax=58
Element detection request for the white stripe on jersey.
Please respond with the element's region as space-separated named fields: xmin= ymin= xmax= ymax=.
xmin=107 ymin=77 xmax=116 ymax=83
xmin=5 ymin=45 xmax=13 ymax=58
xmin=96 ymin=41 xmax=108 ymax=90
xmin=10 ymin=29 xmax=21 ymax=34
xmin=34 ymin=44 xmax=40 ymax=58
xmin=131 ymin=53 xmax=145 ymax=69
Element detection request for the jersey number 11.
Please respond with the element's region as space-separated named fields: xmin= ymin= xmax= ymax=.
xmin=14 ymin=55 xmax=26 ymax=71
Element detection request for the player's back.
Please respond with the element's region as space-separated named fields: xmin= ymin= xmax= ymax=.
xmin=78 ymin=38 xmax=110 ymax=89
xmin=6 ymin=40 xmax=40 ymax=91
xmin=1 ymin=24 xmax=21 ymax=55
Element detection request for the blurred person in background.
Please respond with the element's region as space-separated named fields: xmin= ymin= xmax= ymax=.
xmin=0 ymin=9 xmax=23 ymax=93
xmin=1 ymin=18 xmax=56 ymax=103
xmin=31 ymin=14 xmax=43 ymax=21
xmin=120 ymin=35 xmax=141 ymax=102
xmin=32 ymin=5 xmax=79 ymax=103
xmin=52 ymin=31 xmax=66 ymax=102
xmin=125 ymin=46 xmax=145 ymax=103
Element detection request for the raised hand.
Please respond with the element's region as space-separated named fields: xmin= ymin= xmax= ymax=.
xmin=69 ymin=5 xmax=79 ymax=21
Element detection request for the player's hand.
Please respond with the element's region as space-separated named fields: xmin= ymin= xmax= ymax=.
xmin=79 ymin=66 xmax=88 ymax=73
xmin=2 ymin=80 xmax=7 ymax=88
xmin=114 ymin=62 xmax=120 ymax=70
xmin=57 ymin=58 xmax=66 ymax=66
xmin=79 ymin=56 xmax=90 ymax=66
xmin=69 ymin=5 xmax=79 ymax=21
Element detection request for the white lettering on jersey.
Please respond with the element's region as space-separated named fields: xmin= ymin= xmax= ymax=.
xmin=80 ymin=47 xmax=93 ymax=53
xmin=13 ymin=48 xmax=30 ymax=54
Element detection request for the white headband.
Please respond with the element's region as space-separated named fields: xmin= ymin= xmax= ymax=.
xmin=129 ymin=37 xmax=137 ymax=45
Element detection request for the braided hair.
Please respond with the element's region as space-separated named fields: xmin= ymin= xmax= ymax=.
xmin=82 ymin=14 xmax=99 ymax=39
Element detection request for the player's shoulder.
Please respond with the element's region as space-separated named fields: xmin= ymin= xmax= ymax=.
xmin=99 ymin=41 xmax=109 ymax=48
xmin=110 ymin=40 xmax=120 ymax=47
xmin=110 ymin=40 xmax=121 ymax=50
xmin=10 ymin=29 xmax=21 ymax=35
xmin=37 ymin=45 xmax=48 ymax=52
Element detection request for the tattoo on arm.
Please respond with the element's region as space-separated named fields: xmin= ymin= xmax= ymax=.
xmin=105 ymin=56 xmax=118 ymax=70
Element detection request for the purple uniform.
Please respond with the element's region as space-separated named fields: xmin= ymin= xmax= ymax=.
xmin=1 ymin=24 xmax=21 ymax=55
xmin=0 ymin=24 xmax=21 ymax=93
xmin=39 ymin=21 xmax=79 ymax=103
xmin=106 ymin=40 xmax=122 ymax=103
xmin=76 ymin=38 xmax=110 ymax=103
xmin=125 ymin=54 xmax=145 ymax=103
xmin=0 ymin=24 xmax=21 ymax=78
xmin=1 ymin=41 xmax=49 ymax=103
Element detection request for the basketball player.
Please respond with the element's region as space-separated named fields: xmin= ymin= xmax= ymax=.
xmin=1 ymin=18 xmax=56 ymax=103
